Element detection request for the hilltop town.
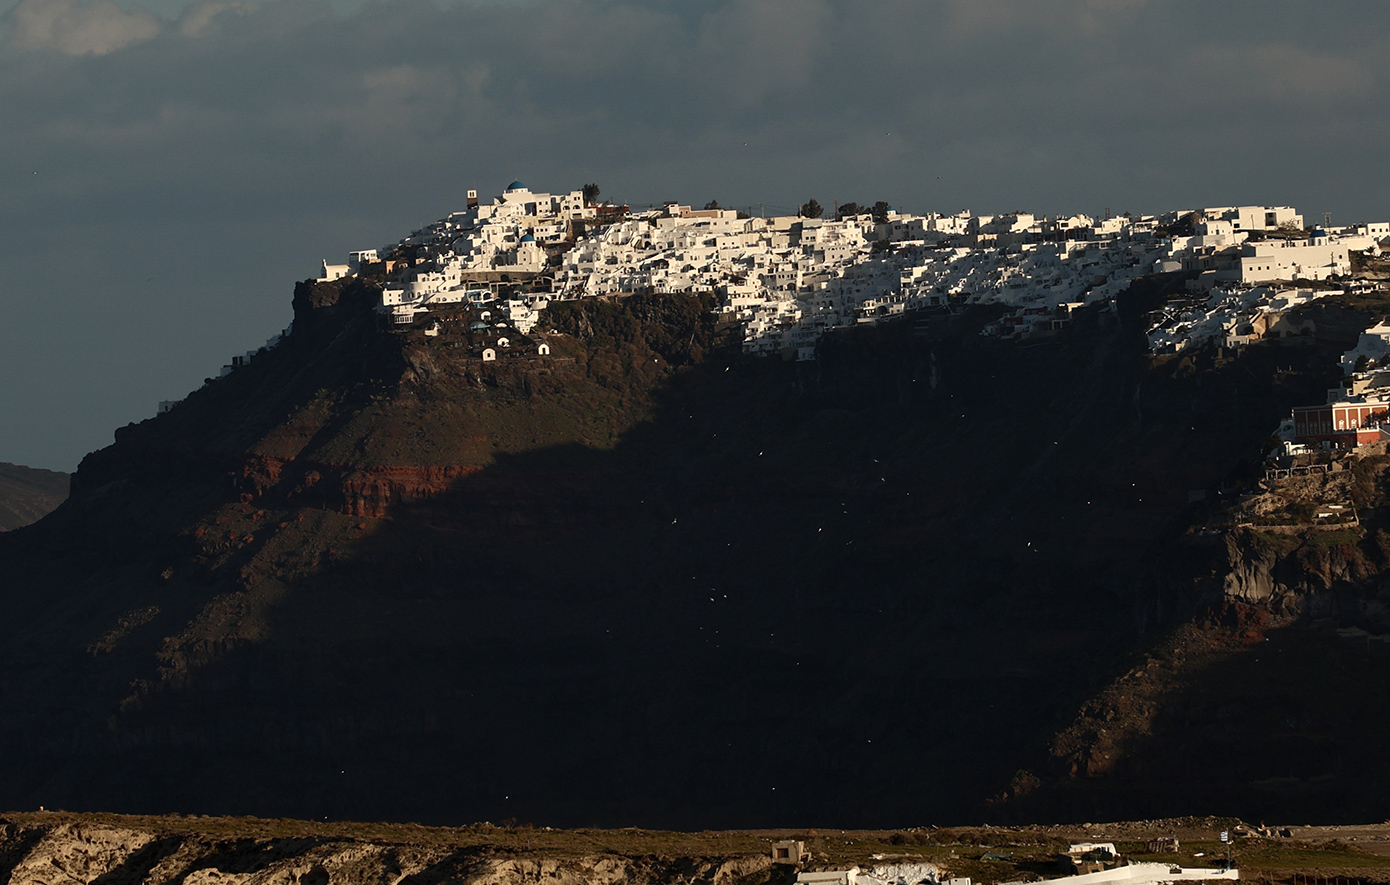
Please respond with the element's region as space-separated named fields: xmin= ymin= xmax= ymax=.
xmin=309 ymin=182 xmax=1378 ymax=352
xmin=285 ymin=181 xmax=1390 ymax=458
xmin=155 ymin=178 xmax=1390 ymax=489
xmin=304 ymin=186 xmax=1364 ymax=351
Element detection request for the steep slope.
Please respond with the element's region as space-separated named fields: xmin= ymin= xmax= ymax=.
xmin=1007 ymin=501 xmax=1390 ymax=823
xmin=0 ymin=463 xmax=68 ymax=531
xmin=0 ymin=273 xmax=1378 ymax=828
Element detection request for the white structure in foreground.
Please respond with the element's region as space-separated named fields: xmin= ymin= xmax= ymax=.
xmin=796 ymin=860 xmax=1233 ymax=885
xmin=795 ymin=865 xmax=945 ymax=885
xmin=1063 ymin=863 xmax=1239 ymax=885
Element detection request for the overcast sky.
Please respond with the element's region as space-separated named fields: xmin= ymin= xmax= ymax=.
xmin=3 ymin=0 xmax=1389 ymax=471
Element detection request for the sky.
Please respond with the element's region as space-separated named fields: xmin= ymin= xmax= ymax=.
xmin=3 ymin=0 xmax=1390 ymax=472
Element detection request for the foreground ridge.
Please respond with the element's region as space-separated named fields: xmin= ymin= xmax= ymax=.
xmin=2 ymin=812 xmax=1388 ymax=885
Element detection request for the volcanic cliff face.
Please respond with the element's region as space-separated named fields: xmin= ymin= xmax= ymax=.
xmin=2 ymin=273 xmax=1389 ymax=827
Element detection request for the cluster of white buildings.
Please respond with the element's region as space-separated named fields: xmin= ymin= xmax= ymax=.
xmin=1146 ymin=285 xmax=1329 ymax=353
xmin=311 ymin=184 xmax=1387 ymax=362
xmin=346 ymin=180 xmax=599 ymax=331
xmin=1151 ymin=210 xmax=1384 ymax=289
xmin=1276 ymin=324 xmax=1390 ymax=453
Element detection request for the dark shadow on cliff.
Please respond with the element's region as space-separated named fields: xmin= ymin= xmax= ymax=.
xmin=162 ymin=837 xmax=338 ymax=885
xmin=90 ymin=836 xmax=188 ymax=885
xmin=0 ymin=826 xmax=46 ymax=885
xmin=0 ymin=279 xmax=1364 ymax=829
xmin=0 ymin=277 xmax=407 ymax=815
xmin=1016 ymin=606 xmax=1390 ymax=824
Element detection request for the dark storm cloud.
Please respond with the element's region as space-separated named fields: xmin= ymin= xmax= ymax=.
xmin=6 ymin=0 xmax=1388 ymax=219
xmin=2 ymin=0 xmax=1390 ymax=470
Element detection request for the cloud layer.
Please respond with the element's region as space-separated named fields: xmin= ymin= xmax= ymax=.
xmin=3 ymin=0 xmax=1390 ymax=469
xmin=7 ymin=0 xmax=159 ymax=54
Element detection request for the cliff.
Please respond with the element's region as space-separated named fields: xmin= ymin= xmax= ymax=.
xmin=1012 ymin=452 xmax=1390 ymax=822
xmin=2 ymin=272 xmax=1389 ymax=827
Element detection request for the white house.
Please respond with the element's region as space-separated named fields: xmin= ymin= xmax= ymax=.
xmin=1204 ymin=205 xmax=1303 ymax=232
xmin=347 ymin=249 xmax=378 ymax=272
xmin=1341 ymin=321 xmax=1390 ymax=373
xmin=771 ymin=841 xmax=808 ymax=865
xmin=498 ymin=233 xmax=547 ymax=273
xmin=478 ymin=180 xmax=591 ymax=220
xmin=317 ymin=259 xmax=350 ymax=282
xmin=1350 ymin=221 xmax=1390 ymax=239
xmin=1238 ymin=239 xmax=1361 ymax=283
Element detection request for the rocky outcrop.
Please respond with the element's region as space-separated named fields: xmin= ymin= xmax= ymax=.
xmin=1211 ymin=525 xmax=1387 ymax=624
xmin=1220 ymin=533 xmax=1282 ymax=604
xmin=337 ymin=465 xmax=487 ymax=518
xmin=469 ymin=857 xmax=774 ymax=885
xmin=236 ymin=454 xmax=485 ymax=517
xmin=0 ymin=818 xmax=776 ymax=885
